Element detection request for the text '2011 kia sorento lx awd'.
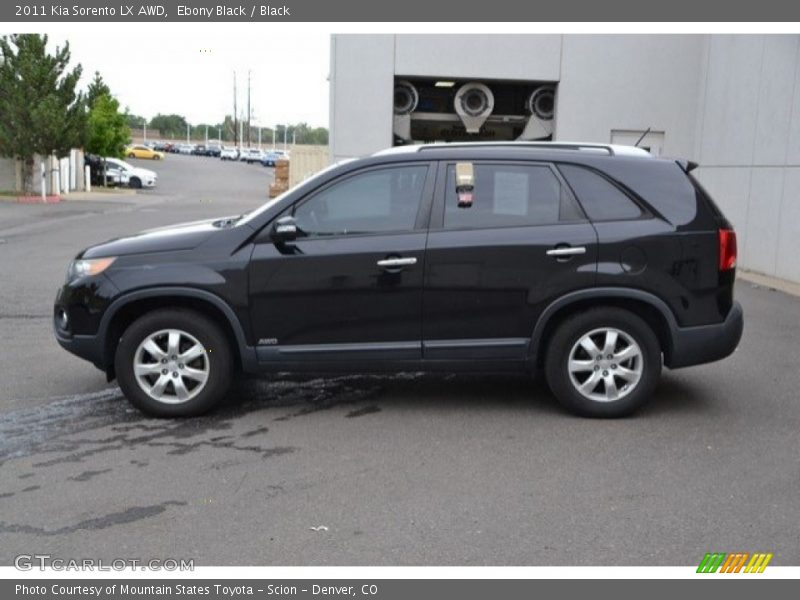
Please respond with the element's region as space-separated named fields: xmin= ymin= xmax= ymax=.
xmin=54 ymin=142 xmax=743 ymax=418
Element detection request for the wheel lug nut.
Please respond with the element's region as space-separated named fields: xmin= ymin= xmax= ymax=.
xmin=171 ymin=355 xmax=177 ymax=360
xmin=594 ymin=365 xmax=600 ymax=371
xmin=178 ymin=363 xmax=184 ymax=369
xmin=161 ymin=358 xmax=167 ymax=364
xmin=603 ymin=370 xmax=609 ymax=376
xmin=172 ymin=371 xmax=178 ymax=378
xmin=611 ymin=364 xmax=617 ymax=369
xmin=161 ymin=369 xmax=168 ymax=375
xmin=607 ymin=354 xmax=613 ymax=359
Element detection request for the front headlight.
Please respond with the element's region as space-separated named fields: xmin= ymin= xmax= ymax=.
xmin=66 ymin=257 xmax=116 ymax=282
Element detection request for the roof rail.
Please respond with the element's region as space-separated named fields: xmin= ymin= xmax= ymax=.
xmin=374 ymin=141 xmax=653 ymax=158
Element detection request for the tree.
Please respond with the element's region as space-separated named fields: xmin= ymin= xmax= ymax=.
xmin=86 ymin=94 xmax=130 ymax=185
xmin=86 ymin=71 xmax=111 ymax=110
xmin=149 ymin=113 xmax=188 ymax=139
xmin=0 ymin=34 xmax=85 ymax=192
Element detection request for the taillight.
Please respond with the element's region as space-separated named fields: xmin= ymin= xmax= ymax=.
xmin=718 ymin=228 xmax=737 ymax=271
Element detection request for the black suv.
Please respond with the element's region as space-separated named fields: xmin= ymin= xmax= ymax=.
xmin=54 ymin=142 xmax=743 ymax=418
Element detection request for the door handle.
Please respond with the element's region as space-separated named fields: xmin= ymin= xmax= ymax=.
xmin=546 ymin=246 xmax=587 ymax=257
xmin=377 ymin=257 xmax=417 ymax=268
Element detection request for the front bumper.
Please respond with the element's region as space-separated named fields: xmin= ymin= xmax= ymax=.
xmin=54 ymin=329 xmax=104 ymax=371
xmin=666 ymin=301 xmax=744 ymax=368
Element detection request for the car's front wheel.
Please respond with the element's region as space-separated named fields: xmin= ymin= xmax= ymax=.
xmin=115 ymin=309 xmax=233 ymax=417
xmin=544 ymin=307 xmax=661 ymax=418
xmin=129 ymin=176 xmax=142 ymax=189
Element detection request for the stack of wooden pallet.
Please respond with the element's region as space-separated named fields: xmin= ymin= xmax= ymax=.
xmin=268 ymin=159 xmax=290 ymax=198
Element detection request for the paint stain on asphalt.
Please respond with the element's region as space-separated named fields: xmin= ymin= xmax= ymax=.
xmin=68 ymin=469 xmax=113 ymax=482
xmin=0 ymin=374 xmax=406 ymax=465
xmin=0 ymin=501 xmax=187 ymax=536
xmin=346 ymin=406 xmax=382 ymax=418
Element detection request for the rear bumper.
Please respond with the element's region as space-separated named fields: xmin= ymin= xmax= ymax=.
xmin=666 ymin=301 xmax=743 ymax=369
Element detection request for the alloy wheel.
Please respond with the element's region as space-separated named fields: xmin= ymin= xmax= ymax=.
xmin=567 ymin=327 xmax=643 ymax=402
xmin=133 ymin=329 xmax=209 ymax=404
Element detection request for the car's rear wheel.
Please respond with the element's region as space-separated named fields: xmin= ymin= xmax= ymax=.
xmin=544 ymin=307 xmax=661 ymax=418
xmin=127 ymin=153 xmax=135 ymax=158
xmin=115 ymin=309 xmax=233 ymax=417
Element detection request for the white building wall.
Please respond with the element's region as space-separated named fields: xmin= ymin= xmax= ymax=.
xmin=693 ymin=35 xmax=800 ymax=282
xmin=394 ymin=34 xmax=562 ymax=81
xmin=556 ymin=35 xmax=706 ymax=157
xmin=330 ymin=34 xmax=800 ymax=282
xmin=329 ymin=35 xmax=395 ymax=162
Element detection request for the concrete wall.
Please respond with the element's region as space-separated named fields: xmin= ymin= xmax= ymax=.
xmin=0 ymin=158 xmax=15 ymax=192
xmin=0 ymin=151 xmax=85 ymax=195
xmin=693 ymin=35 xmax=800 ymax=282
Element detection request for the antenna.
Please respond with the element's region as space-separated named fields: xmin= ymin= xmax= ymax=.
xmin=634 ymin=127 xmax=651 ymax=147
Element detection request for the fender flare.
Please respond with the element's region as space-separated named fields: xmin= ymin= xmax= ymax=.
xmin=528 ymin=287 xmax=679 ymax=362
xmin=97 ymin=286 xmax=258 ymax=371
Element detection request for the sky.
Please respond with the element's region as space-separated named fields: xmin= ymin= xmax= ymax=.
xmin=25 ymin=31 xmax=331 ymax=127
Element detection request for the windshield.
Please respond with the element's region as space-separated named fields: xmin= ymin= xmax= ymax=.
xmin=238 ymin=159 xmax=355 ymax=227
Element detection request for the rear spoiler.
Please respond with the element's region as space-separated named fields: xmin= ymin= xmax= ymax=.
xmin=675 ymin=159 xmax=699 ymax=173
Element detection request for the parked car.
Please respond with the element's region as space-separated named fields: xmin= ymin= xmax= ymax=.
xmin=261 ymin=149 xmax=290 ymax=167
xmin=84 ymin=155 xmax=129 ymax=187
xmin=192 ymin=144 xmax=208 ymax=156
xmin=177 ymin=144 xmax=195 ymax=155
xmin=54 ymin=142 xmax=743 ymax=418
xmin=220 ymin=147 xmax=239 ymax=161
xmin=206 ymin=144 xmax=222 ymax=158
xmin=152 ymin=141 xmax=169 ymax=152
xmin=240 ymin=148 xmax=264 ymax=164
xmin=164 ymin=143 xmax=179 ymax=153
xmin=125 ymin=145 xmax=164 ymax=160
xmin=104 ymin=157 xmax=157 ymax=189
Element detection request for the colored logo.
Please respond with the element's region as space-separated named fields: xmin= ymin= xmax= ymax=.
xmin=697 ymin=552 xmax=773 ymax=573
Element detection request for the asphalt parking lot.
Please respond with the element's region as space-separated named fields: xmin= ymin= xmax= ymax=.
xmin=0 ymin=154 xmax=798 ymax=566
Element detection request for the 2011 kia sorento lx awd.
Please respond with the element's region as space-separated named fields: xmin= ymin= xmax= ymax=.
xmin=54 ymin=142 xmax=743 ymax=418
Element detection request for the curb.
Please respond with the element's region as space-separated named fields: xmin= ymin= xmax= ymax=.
xmin=738 ymin=269 xmax=800 ymax=299
xmin=15 ymin=195 xmax=62 ymax=204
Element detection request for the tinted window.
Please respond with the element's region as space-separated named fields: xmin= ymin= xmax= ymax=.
xmin=294 ymin=165 xmax=427 ymax=236
xmin=443 ymin=163 xmax=583 ymax=229
xmin=559 ymin=164 xmax=642 ymax=221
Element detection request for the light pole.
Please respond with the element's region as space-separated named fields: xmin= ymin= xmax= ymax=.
xmin=218 ymin=126 xmax=222 ymax=142
xmin=257 ymin=126 xmax=261 ymax=149
xmin=272 ymin=127 xmax=276 ymax=150
xmin=143 ymin=117 xmax=147 ymax=143
xmin=283 ymin=125 xmax=287 ymax=151
xmin=205 ymin=124 xmax=209 ymax=145
xmin=186 ymin=122 xmax=190 ymax=143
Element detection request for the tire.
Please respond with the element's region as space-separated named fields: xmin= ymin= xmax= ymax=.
xmin=115 ymin=309 xmax=233 ymax=417
xmin=544 ymin=307 xmax=661 ymax=418
xmin=127 ymin=153 xmax=136 ymax=158
xmin=129 ymin=176 xmax=142 ymax=189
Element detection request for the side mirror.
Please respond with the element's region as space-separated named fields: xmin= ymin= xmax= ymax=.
xmin=271 ymin=215 xmax=298 ymax=243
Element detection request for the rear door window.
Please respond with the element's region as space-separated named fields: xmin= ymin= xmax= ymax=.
xmin=443 ymin=163 xmax=584 ymax=229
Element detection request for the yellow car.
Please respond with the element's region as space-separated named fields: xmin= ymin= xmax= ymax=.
xmin=125 ymin=145 xmax=164 ymax=160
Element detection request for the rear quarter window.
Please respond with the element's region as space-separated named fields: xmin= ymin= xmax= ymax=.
xmin=587 ymin=159 xmax=699 ymax=226
xmin=559 ymin=164 xmax=642 ymax=221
